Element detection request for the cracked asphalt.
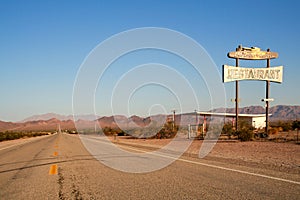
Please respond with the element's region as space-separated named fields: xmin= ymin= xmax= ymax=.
xmin=0 ymin=133 xmax=299 ymax=199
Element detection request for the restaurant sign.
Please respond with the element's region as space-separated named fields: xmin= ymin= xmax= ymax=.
xmin=223 ymin=65 xmax=283 ymax=83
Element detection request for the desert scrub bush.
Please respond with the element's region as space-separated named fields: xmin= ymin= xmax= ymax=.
xmin=292 ymin=120 xmax=300 ymax=130
xmin=235 ymin=129 xmax=253 ymax=141
xmin=0 ymin=131 xmax=48 ymax=142
xmin=126 ymin=121 xmax=178 ymax=139
xmin=268 ymin=127 xmax=279 ymax=135
xmin=270 ymin=120 xmax=292 ymax=132
xmin=0 ymin=132 xmax=22 ymax=141
xmin=156 ymin=121 xmax=178 ymax=139
xmin=234 ymin=120 xmax=255 ymax=141
xmin=102 ymin=121 xmax=180 ymax=139
xmin=102 ymin=127 xmax=125 ymax=136
xmin=222 ymin=122 xmax=234 ymax=139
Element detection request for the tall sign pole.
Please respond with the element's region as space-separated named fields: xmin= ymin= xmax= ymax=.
xmin=265 ymin=49 xmax=271 ymax=135
xmin=235 ymin=55 xmax=239 ymax=131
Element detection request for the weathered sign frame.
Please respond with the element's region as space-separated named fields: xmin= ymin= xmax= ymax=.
xmin=228 ymin=47 xmax=278 ymax=60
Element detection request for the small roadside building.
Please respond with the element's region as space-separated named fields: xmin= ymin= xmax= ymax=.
xmin=197 ymin=112 xmax=271 ymax=129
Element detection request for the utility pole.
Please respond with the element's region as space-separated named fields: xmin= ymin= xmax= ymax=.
xmin=171 ymin=110 xmax=176 ymax=131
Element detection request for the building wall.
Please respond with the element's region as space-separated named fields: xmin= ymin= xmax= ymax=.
xmin=252 ymin=116 xmax=266 ymax=129
xmin=238 ymin=116 xmax=266 ymax=129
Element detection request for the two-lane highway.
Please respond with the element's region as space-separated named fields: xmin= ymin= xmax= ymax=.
xmin=0 ymin=133 xmax=299 ymax=199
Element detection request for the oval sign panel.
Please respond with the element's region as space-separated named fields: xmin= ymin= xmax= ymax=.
xmin=228 ymin=47 xmax=278 ymax=60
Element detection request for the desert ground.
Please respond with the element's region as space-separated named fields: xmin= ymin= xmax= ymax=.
xmin=114 ymin=136 xmax=300 ymax=174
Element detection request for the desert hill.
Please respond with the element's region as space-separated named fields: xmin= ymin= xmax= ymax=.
xmin=222 ymin=105 xmax=300 ymax=121
xmin=20 ymin=113 xmax=100 ymax=123
xmin=0 ymin=105 xmax=299 ymax=132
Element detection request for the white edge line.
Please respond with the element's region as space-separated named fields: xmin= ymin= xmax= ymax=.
xmin=117 ymin=142 xmax=300 ymax=185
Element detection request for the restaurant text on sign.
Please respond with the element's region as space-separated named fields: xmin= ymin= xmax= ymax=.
xmin=223 ymin=65 xmax=283 ymax=83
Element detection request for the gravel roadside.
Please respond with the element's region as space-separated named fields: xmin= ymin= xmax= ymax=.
xmin=114 ymin=136 xmax=300 ymax=174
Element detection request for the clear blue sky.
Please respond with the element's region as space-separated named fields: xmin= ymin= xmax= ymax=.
xmin=1 ymin=0 xmax=299 ymax=121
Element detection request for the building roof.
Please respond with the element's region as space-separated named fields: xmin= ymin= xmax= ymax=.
xmin=196 ymin=112 xmax=271 ymax=118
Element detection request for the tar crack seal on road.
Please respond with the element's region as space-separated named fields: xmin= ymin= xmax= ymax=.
xmin=58 ymin=168 xmax=65 ymax=200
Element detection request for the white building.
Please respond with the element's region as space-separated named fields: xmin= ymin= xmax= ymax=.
xmin=197 ymin=112 xmax=271 ymax=129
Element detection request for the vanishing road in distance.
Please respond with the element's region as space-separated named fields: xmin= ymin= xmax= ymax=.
xmin=0 ymin=133 xmax=299 ymax=199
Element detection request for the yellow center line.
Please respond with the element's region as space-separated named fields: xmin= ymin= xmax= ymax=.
xmin=49 ymin=164 xmax=58 ymax=175
xmin=49 ymin=138 xmax=60 ymax=175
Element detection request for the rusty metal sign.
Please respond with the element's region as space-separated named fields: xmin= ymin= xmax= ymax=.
xmin=228 ymin=47 xmax=278 ymax=60
xmin=223 ymin=65 xmax=283 ymax=83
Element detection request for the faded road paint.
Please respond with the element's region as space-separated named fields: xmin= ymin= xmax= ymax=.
xmin=49 ymin=164 xmax=58 ymax=175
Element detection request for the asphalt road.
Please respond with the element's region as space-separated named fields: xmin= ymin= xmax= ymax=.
xmin=0 ymin=133 xmax=299 ymax=199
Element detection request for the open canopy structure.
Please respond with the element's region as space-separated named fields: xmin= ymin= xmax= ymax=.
xmin=194 ymin=111 xmax=272 ymax=129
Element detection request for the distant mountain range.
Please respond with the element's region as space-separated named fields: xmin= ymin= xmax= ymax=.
xmin=20 ymin=113 xmax=100 ymax=122
xmin=222 ymin=105 xmax=300 ymax=121
xmin=0 ymin=105 xmax=299 ymax=132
